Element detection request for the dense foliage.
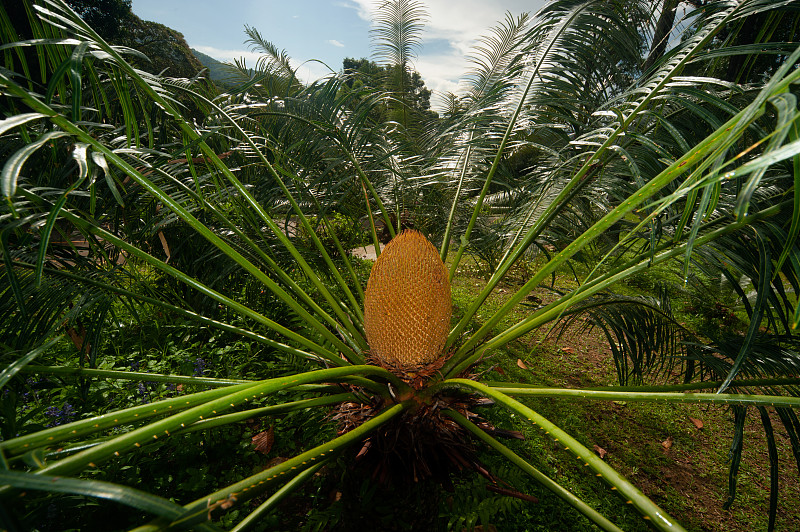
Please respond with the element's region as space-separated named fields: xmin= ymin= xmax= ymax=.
xmin=2 ymin=0 xmax=800 ymax=530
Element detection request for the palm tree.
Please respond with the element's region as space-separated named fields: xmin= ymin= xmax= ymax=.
xmin=1 ymin=0 xmax=799 ymax=530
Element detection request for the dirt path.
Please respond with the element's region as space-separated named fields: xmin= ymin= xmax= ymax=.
xmin=349 ymin=243 xmax=385 ymax=261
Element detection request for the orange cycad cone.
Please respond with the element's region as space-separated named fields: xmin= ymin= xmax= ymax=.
xmin=363 ymin=229 xmax=452 ymax=368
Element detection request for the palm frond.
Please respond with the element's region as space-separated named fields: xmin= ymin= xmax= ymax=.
xmin=370 ymin=0 xmax=427 ymax=70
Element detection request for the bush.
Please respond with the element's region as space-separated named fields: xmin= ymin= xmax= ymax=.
xmin=296 ymin=212 xmax=368 ymax=257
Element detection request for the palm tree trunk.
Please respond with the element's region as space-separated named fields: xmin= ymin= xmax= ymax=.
xmin=643 ymin=0 xmax=680 ymax=73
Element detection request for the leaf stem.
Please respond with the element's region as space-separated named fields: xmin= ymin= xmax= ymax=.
xmin=430 ymin=379 xmax=685 ymax=532
xmin=444 ymin=409 xmax=624 ymax=532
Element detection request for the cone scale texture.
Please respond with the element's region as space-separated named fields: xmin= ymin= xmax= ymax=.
xmin=364 ymin=230 xmax=452 ymax=368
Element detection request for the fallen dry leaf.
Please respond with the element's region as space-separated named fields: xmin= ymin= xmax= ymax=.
xmin=560 ymin=347 xmax=575 ymax=354
xmin=689 ymin=417 xmax=704 ymax=429
xmin=516 ymin=359 xmax=528 ymax=370
xmin=252 ymin=425 xmax=274 ymax=454
xmin=661 ymin=436 xmax=674 ymax=450
xmin=66 ymin=325 xmax=91 ymax=354
xmin=593 ymin=444 xmax=607 ymax=459
xmin=494 ymin=366 xmax=506 ymax=376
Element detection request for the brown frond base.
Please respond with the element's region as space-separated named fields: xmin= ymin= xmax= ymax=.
xmin=366 ymin=351 xmax=449 ymax=389
xmin=332 ymin=386 xmax=521 ymax=488
xmin=325 ymin=376 xmax=532 ymax=530
xmin=354 ymin=400 xmax=478 ymax=488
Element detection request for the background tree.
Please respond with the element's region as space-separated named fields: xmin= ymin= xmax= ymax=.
xmin=64 ymin=0 xmax=204 ymax=77
xmin=64 ymin=0 xmax=131 ymax=40
xmin=119 ymin=17 xmax=204 ymax=78
xmin=342 ymin=56 xmax=437 ymax=122
xmin=370 ymin=0 xmax=438 ymax=138
xmin=642 ymin=0 xmax=680 ymax=73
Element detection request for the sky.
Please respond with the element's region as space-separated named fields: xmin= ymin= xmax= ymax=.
xmin=131 ymin=0 xmax=548 ymax=111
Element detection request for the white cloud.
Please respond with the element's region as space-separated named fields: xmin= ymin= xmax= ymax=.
xmin=345 ymin=0 xmax=547 ymax=112
xmin=196 ymin=1 xmax=550 ymax=111
xmin=337 ymin=0 xmax=371 ymax=20
xmin=414 ymin=53 xmax=468 ymax=108
xmin=348 ymin=1 xmax=545 ymax=42
xmin=192 ymin=45 xmax=262 ymax=65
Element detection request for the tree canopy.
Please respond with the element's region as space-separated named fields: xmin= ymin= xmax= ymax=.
xmin=343 ymin=57 xmax=438 ymax=123
xmin=64 ymin=0 xmax=131 ymax=40
xmin=64 ymin=0 xmax=203 ymax=78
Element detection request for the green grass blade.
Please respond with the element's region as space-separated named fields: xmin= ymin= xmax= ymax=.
xmin=733 ymin=56 xmax=800 ymax=219
xmin=43 ymin=48 xmax=73 ymax=105
xmin=0 ymin=113 xmax=45 ymax=135
xmin=431 ymin=379 xmax=687 ymax=532
xmin=794 ymin=299 xmax=800 ymax=331
xmin=18 ymin=365 xmax=252 ymax=387
xmin=90 ymin=151 xmax=125 ymax=207
xmin=775 ymin=115 xmax=800 ymax=274
xmin=360 ymin=179 xmax=383 ymax=258
xmin=440 ymin=143 xmax=472 ymax=263
xmin=33 ymin=142 xmax=89 ymax=286
xmin=173 ymin=393 xmax=355 ymax=437
xmin=481 ymin=377 xmax=800 ymax=394
xmin=1 ymin=130 xmax=70 ymax=198
xmin=67 ymin=41 xmax=87 ymax=121
xmin=758 ymin=406 xmax=779 ymax=532
xmin=717 ymin=228 xmax=771 ymax=393
xmin=444 ymin=409 xmax=624 ymax=532
xmin=0 ymin=337 xmax=62 ymax=391
xmin=723 ymin=406 xmax=747 ymax=510
xmin=33 ymin=366 xmax=402 ymax=477
xmin=484 ymin=384 xmax=800 ymax=409
xmin=775 ymin=408 xmax=800 ymax=473
xmin=1 ymin=229 xmax=28 ymax=319
xmin=681 ymin=175 xmax=717 ymax=281
xmin=229 ymin=461 xmax=326 ymax=532
xmin=0 ymin=471 xmax=214 ymax=525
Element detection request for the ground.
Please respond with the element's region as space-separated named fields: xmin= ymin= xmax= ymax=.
xmin=447 ymin=264 xmax=800 ymax=532
xmin=336 ymin=244 xmax=799 ymax=530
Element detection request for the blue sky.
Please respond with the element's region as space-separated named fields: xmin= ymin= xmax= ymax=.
xmin=131 ymin=0 xmax=548 ymax=110
xmin=132 ymin=1 xmax=372 ymax=76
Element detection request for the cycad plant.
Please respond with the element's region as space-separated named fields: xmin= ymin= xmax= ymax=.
xmin=2 ymin=0 xmax=800 ymax=530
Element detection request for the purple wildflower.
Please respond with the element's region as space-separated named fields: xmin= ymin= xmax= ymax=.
xmin=45 ymin=403 xmax=76 ymax=427
xmin=137 ymin=382 xmax=151 ymax=404
xmin=193 ymin=357 xmax=207 ymax=377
